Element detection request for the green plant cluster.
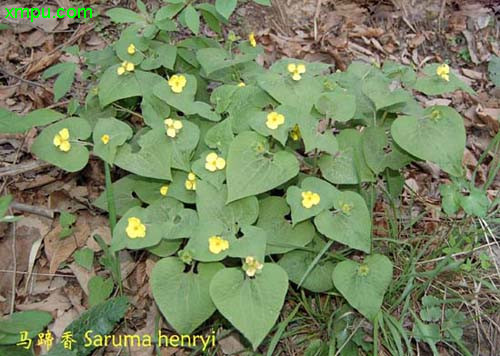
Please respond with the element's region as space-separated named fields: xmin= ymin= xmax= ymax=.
xmin=0 ymin=0 xmax=480 ymax=351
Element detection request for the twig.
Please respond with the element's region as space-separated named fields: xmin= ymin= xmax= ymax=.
xmin=10 ymin=202 xmax=56 ymax=219
xmin=0 ymin=160 xmax=52 ymax=178
xmin=0 ymin=269 xmax=77 ymax=278
xmin=0 ymin=67 xmax=49 ymax=89
xmin=9 ymin=208 xmax=16 ymax=314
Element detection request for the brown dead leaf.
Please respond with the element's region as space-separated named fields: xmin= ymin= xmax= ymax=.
xmin=44 ymin=216 xmax=90 ymax=274
xmin=0 ymin=214 xmax=52 ymax=313
xmin=68 ymin=262 xmax=94 ymax=295
xmin=51 ymin=308 xmax=79 ymax=338
xmin=476 ymin=105 xmax=500 ymax=132
xmin=16 ymin=289 xmax=71 ymax=313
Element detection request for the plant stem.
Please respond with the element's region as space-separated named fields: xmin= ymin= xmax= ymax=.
xmin=104 ymin=162 xmax=117 ymax=232
xmin=104 ymin=161 xmax=123 ymax=295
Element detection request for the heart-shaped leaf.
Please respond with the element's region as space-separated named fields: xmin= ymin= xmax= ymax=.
xmin=318 ymin=129 xmax=374 ymax=184
xmin=278 ymin=236 xmax=335 ymax=293
xmin=361 ymin=126 xmax=414 ymax=174
xmin=286 ymin=177 xmax=339 ymax=225
xmin=31 ymin=117 xmax=91 ymax=172
xmin=209 ymin=263 xmax=288 ymax=350
xmin=92 ymin=118 xmax=133 ymax=164
xmin=332 ymin=254 xmax=393 ymax=320
xmin=226 ymin=131 xmax=299 ymax=202
xmin=151 ymin=257 xmax=223 ymax=334
xmin=114 ymin=128 xmax=173 ymax=180
xmin=256 ymin=196 xmax=315 ymax=254
xmin=391 ymin=106 xmax=465 ymax=176
xmin=413 ymin=63 xmax=474 ymax=96
xmin=315 ymin=90 xmax=356 ymax=122
xmin=314 ymin=191 xmax=371 ymax=253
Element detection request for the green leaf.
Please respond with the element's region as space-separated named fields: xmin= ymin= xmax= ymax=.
xmin=413 ymin=63 xmax=474 ymax=95
xmin=314 ymin=191 xmax=371 ymax=253
xmin=45 ymin=297 xmax=128 ymax=356
xmin=93 ymin=175 xmax=142 ymax=216
xmin=186 ymin=181 xmax=259 ymax=261
xmin=460 ymin=187 xmax=490 ymax=217
xmin=88 ymin=276 xmax=114 ymax=307
xmin=362 ymin=76 xmax=410 ymax=111
xmin=391 ymin=106 xmax=465 ymax=176
xmin=106 ymin=8 xmax=145 ymax=23
xmin=110 ymin=206 xmax=163 ymax=252
xmin=215 ymin=0 xmax=237 ymax=19
xmin=257 ymin=70 xmax=323 ymax=112
xmin=209 ymin=264 xmax=288 ymax=350
xmin=114 ymin=128 xmax=173 ymax=180
xmin=440 ymin=183 xmax=461 ymax=215
xmin=286 ymin=177 xmax=340 ymax=225
xmin=315 ymin=90 xmax=356 ymax=122
xmin=147 ymin=239 xmax=182 ymax=257
xmin=151 ymin=257 xmax=223 ymax=334
xmin=183 ymin=5 xmax=200 ymax=34
xmin=488 ymin=56 xmax=500 ymax=87
xmin=332 ymin=254 xmax=393 ymax=320
xmin=278 ymin=237 xmax=335 ymax=293
xmin=0 ymin=195 xmax=13 ymax=219
xmin=362 ymin=126 xmax=414 ymax=174
xmin=0 ymin=108 xmax=64 ymax=134
xmin=31 ymin=118 xmax=91 ymax=172
xmin=411 ymin=315 xmax=440 ymax=355
xmin=256 ymin=196 xmax=315 ymax=254
xmin=73 ymin=248 xmax=94 ymax=271
xmin=43 ymin=62 xmax=77 ymax=102
xmin=253 ymin=0 xmax=271 ymax=5
xmin=318 ymin=129 xmax=374 ymax=184
xmin=92 ymin=118 xmax=133 ymax=164
xmin=0 ymin=311 xmax=52 ymax=345
xmin=226 ymin=131 xmax=299 ymax=202
xmin=295 ymin=113 xmax=339 ymax=156
xmin=204 ymin=119 xmax=234 ymax=155
xmin=250 ymin=105 xmax=297 ymax=146
xmin=98 ymin=69 xmax=170 ymax=128
xmin=197 ymin=48 xmax=256 ymax=75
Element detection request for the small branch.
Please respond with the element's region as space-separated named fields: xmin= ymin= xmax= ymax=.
xmin=0 ymin=160 xmax=52 ymax=178
xmin=0 ymin=67 xmax=49 ymax=89
xmin=10 ymin=202 xmax=55 ymax=219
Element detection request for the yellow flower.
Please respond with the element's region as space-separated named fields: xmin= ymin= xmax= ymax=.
xmin=164 ymin=118 xmax=183 ymax=138
xmin=168 ymin=74 xmax=187 ymax=93
xmin=125 ymin=61 xmax=135 ymax=72
xmin=238 ymin=82 xmax=246 ymax=87
xmin=249 ymin=32 xmax=257 ymax=47
xmin=160 ymin=185 xmax=169 ymax=196
xmin=101 ymin=134 xmax=110 ymax=145
xmin=301 ymin=191 xmax=320 ymax=209
xmin=117 ymin=61 xmax=134 ymax=75
xmin=53 ymin=128 xmax=71 ymax=152
xmin=266 ymin=111 xmax=285 ymax=130
xmin=436 ymin=63 xmax=450 ymax=81
xmin=341 ymin=202 xmax=353 ymax=215
xmin=205 ymin=152 xmax=226 ymax=172
xmin=208 ymin=236 xmax=229 ymax=254
xmin=243 ymin=256 xmax=263 ymax=277
xmin=290 ymin=124 xmax=301 ymax=141
xmin=126 ymin=217 xmax=146 ymax=239
xmin=287 ymin=63 xmax=306 ymax=81
xmin=185 ymin=172 xmax=197 ymax=191
xmin=127 ymin=43 xmax=136 ymax=55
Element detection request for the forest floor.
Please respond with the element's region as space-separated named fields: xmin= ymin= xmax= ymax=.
xmin=0 ymin=0 xmax=499 ymax=355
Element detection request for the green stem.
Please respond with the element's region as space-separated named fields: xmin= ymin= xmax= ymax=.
xmin=104 ymin=161 xmax=123 ymax=295
xmin=104 ymin=162 xmax=117 ymax=232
